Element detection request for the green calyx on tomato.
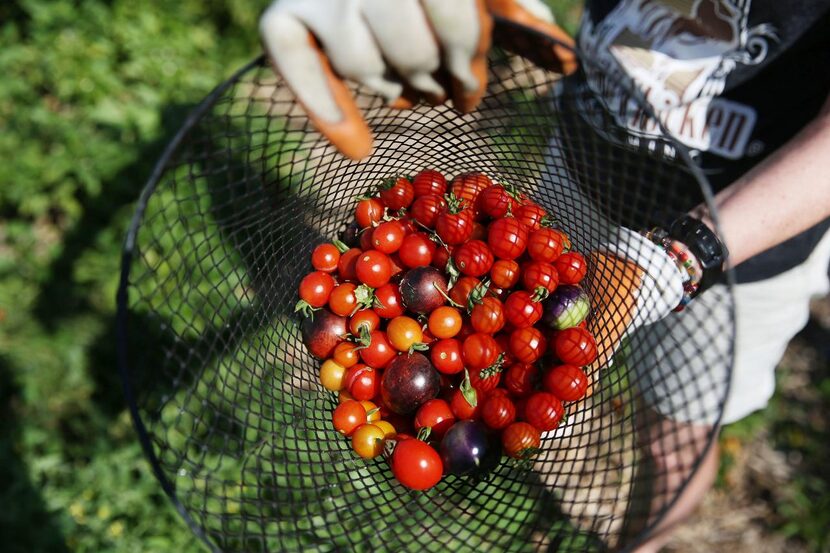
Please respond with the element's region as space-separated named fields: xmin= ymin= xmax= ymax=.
xmin=460 ymin=368 xmax=478 ymax=408
xmin=351 ymin=325 xmax=372 ymax=350
xmin=531 ymin=286 xmax=550 ymax=303
xmin=442 ymin=192 xmax=468 ymax=214
xmin=466 ymin=278 xmax=491 ymax=313
xmin=416 ymin=426 xmax=432 ymax=442
xmin=445 ymin=256 xmax=461 ymax=288
xmin=293 ymin=299 xmax=319 ymax=318
xmin=479 ymin=352 xmax=506 ymax=380
xmin=352 ymin=284 xmax=378 ymax=314
xmin=539 ymin=214 xmax=560 ymax=229
xmin=518 ymin=446 xmax=542 ymax=459
xmin=408 ymin=342 xmax=430 ymax=354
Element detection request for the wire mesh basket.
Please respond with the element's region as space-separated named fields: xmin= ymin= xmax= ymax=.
xmin=116 ymin=26 xmax=733 ymax=553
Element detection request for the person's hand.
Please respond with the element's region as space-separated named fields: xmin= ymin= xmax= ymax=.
xmin=259 ymin=0 xmax=577 ymax=159
xmin=587 ymin=228 xmax=686 ymax=370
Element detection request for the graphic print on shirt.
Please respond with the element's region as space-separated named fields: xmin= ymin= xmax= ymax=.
xmin=579 ymin=0 xmax=778 ymax=159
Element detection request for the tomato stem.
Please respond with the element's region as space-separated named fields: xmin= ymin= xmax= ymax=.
xmin=432 ymin=282 xmax=462 ymax=309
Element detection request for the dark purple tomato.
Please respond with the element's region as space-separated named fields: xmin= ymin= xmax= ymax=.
xmin=300 ymin=308 xmax=347 ymax=359
xmin=399 ymin=266 xmax=449 ymax=314
xmin=439 ymin=420 xmax=502 ymax=477
xmin=381 ymin=352 xmax=441 ymax=414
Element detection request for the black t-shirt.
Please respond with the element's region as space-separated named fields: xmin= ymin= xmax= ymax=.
xmin=577 ymin=0 xmax=830 ymax=282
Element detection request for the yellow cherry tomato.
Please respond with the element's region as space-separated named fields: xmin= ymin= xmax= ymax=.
xmin=386 ymin=316 xmax=423 ymax=351
xmin=360 ymin=400 xmax=381 ymax=422
xmin=351 ymin=423 xmax=386 ymax=459
xmin=371 ymin=420 xmax=397 ymax=440
xmin=320 ymin=359 xmax=347 ymax=391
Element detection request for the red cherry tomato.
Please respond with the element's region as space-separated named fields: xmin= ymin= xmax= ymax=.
xmin=398 ymin=232 xmax=436 ymax=268
xmin=355 ymin=198 xmax=384 ymax=229
xmin=487 ymin=217 xmax=529 ymax=260
xmin=435 ymin=206 xmax=474 ymax=245
xmin=449 ymin=276 xmax=480 ymax=306
xmin=450 ymin=172 xmax=491 ymax=209
xmin=349 ymin=309 xmax=380 ymax=336
xmin=470 ymin=296 xmax=505 ymax=334
xmin=359 ymin=229 xmax=374 ymax=251
xmin=355 ymin=250 xmax=392 ymax=288
xmin=527 ymin=228 xmax=567 ymax=263
xmin=414 ymin=399 xmax=456 ymax=438
xmin=410 ymin=194 xmax=447 ymax=229
xmin=502 ymin=422 xmax=541 ymax=458
xmin=311 ymin=243 xmax=340 ymax=273
xmin=524 ymin=392 xmax=564 ymax=431
xmin=468 ymin=222 xmax=486 ymax=242
xmin=555 ymin=252 xmax=588 ymax=285
xmin=412 ymin=169 xmax=447 ymax=197
xmin=544 ymin=364 xmax=589 ymax=402
xmin=469 ymin=366 xmax=502 ymax=393
xmin=388 ymin=253 xmax=405 ymax=278
xmin=373 ymin=283 xmax=404 ymax=318
xmin=481 ymin=394 xmax=517 ymax=430
xmin=494 ymin=333 xmax=515 ymax=367
xmin=509 ymin=327 xmax=546 ymax=364
xmin=490 ymin=259 xmax=520 ymax=289
xmin=453 ymin=239 xmax=494 ymax=277
xmin=478 ymin=185 xmax=514 ymax=218
xmin=432 ymin=244 xmax=453 ymax=271
xmin=554 ymin=327 xmax=597 ymax=366
xmin=450 ymin=388 xmax=480 ymax=420
xmin=522 ymin=261 xmax=559 ymax=293
xmin=515 ymin=203 xmax=547 ymax=231
xmin=298 ymin=271 xmax=335 ymax=308
xmin=379 ymin=176 xmax=415 ymax=210
xmin=503 ymin=290 xmax=543 ymax=328
xmin=332 ymin=400 xmax=367 ymax=436
xmin=359 ymin=331 xmax=396 ymax=368
xmin=391 ymin=438 xmax=443 ymax=490
xmin=328 ymin=283 xmax=358 ymax=317
xmin=430 ymin=338 xmax=464 ymax=375
xmin=371 ymin=220 xmax=406 ymax=254
xmin=345 ymin=364 xmax=381 ymax=401
xmin=462 ymin=333 xmax=500 ymax=371
xmin=503 ymin=363 xmax=539 ymax=398
xmin=338 ymin=248 xmax=362 ymax=281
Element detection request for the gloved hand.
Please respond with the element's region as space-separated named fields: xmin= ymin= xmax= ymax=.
xmin=588 ymin=227 xmax=687 ymax=370
xmin=259 ymin=0 xmax=577 ymax=159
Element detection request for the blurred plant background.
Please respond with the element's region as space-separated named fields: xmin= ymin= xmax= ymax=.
xmin=0 ymin=0 xmax=826 ymax=552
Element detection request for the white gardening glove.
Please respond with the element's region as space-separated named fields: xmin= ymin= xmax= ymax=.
xmin=259 ymin=0 xmax=577 ymax=159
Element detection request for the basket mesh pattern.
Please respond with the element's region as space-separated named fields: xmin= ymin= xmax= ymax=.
xmin=117 ymin=44 xmax=733 ymax=553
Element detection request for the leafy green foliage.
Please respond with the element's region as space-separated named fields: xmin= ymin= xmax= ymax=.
xmin=0 ymin=0 xmax=267 ymax=550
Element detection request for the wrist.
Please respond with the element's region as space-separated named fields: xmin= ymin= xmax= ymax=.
xmin=644 ymin=214 xmax=729 ymax=311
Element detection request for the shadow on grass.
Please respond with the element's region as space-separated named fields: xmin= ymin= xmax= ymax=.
xmin=0 ymin=357 xmax=70 ymax=553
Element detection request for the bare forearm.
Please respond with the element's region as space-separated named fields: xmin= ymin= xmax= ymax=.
xmin=698 ymin=99 xmax=830 ymax=267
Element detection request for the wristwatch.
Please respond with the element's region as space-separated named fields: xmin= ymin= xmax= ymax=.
xmin=668 ymin=214 xmax=729 ymax=297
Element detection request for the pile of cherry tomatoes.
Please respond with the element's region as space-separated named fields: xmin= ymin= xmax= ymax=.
xmin=296 ymin=170 xmax=598 ymax=491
